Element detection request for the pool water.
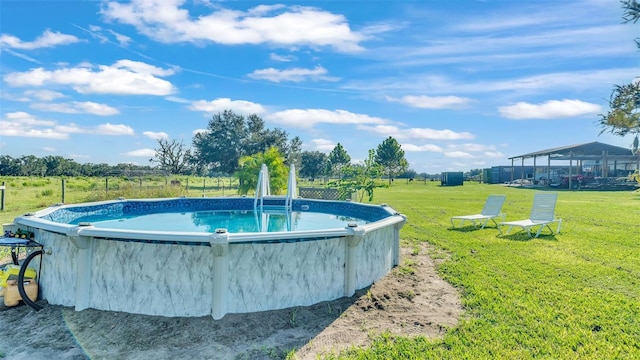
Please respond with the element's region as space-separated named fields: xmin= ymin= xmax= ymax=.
xmin=71 ymin=210 xmax=368 ymax=233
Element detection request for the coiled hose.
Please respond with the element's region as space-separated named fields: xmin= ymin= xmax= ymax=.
xmin=17 ymin=249 xmax=44 ymax=311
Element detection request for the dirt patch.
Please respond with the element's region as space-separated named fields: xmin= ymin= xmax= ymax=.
xmin=0 ymin=244 xmax=462 ymax=359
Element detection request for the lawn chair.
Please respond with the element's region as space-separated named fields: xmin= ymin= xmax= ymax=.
xmin=450 ymin=194 xmax=506 ymax=229
xmin=498 ymin=192 xmax=562 ymax=238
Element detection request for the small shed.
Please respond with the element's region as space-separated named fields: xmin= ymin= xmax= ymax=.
xmin=441 ymin=172 xmax=464 ymax=186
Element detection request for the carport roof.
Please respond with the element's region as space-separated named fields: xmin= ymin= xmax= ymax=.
xmin=508 ymin=141 xmax=634 ymax=160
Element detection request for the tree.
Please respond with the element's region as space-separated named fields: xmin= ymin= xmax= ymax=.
xmin=235 ymin=147 xmax=288 ymax=195
xmin=18 ymin=155 xmax=46 ymax=176
xmin=150 ymin=138 xmax=192 ymax=174
xmin=327 ymin=143 xmax=351 ymax=177
xmin=400 ymin=168 xmax=418 ymax=179
xmin=284 ymin=136 xmax=303 ymax=170
xmin=0 ymin=155 xmax=21 ymax=176
xmin=299 ymin=151 xmax=328 ymax=179
xmin=192 ymin=110 xmax=298 ymax=174
xmin=329 ymin=149 xmax=385 ymax=202
xmin=192 ymin=110 xmax=247 ymax=174
xmin=374 ymin=136 xmax=409 ymax=184
xmin=598 ymin=0 xmax=640 ymax=154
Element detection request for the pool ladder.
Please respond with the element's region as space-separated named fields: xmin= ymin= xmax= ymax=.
xmin=254 ymin=164 xmax=297 ymax=231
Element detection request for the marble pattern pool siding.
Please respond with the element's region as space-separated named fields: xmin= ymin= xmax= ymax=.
xmin=37 ymin=229 xmax=78 ymax=306
xmin=11 ymin=197 xmax=406 ymax=318
xmin=33 ymin=230 xmax=396 ymax=318
xmin=355 ymin=226 xmax=396 ymax=290
xmin=228 ymin=237 xmax=346 ymax=314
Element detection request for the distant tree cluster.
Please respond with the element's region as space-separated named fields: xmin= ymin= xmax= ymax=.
xmin=2 ymin=110 xmax=415 ymax=202
xmin=190 ymin=110 xmax=301 ymax=175
xmin=0 ymin=155 xmax=160 ymax=177
xmin=152 ymin=110 xmax=412 ymax=181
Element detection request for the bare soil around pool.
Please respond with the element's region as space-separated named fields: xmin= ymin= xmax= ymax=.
xmin=0 ymin=243 xmax=462 ymax=360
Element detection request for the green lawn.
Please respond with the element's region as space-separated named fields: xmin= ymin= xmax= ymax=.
xmin=328 ymin=182 xmax=640 ymax=359
xmin=1 ymin=178 xmax=639 ymax=359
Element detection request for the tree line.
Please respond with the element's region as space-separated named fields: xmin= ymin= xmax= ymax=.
xmin=0 ymin=110 xmax=415 ymax=184
xmin=152 ymin=109 xmax=413 ymax=182
xmin=0 ymin=154 xmax=162 ymax=177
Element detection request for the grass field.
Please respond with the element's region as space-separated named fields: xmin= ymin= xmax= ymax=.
xmin=1 ymin=177 xmax=639 ymax=359
xmin=330 ymin=183 xmax=640 ymax=359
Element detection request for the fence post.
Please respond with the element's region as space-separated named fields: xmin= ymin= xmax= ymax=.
xmin=61 ymin=179 xmax=66 ymax=203
xmin=1 ymin=181 xmax=5 ymax=211
xmin=105 ymin=178 xmax=108 ymax=195
xmin=203 ymin=178 xmax=206 ymax=197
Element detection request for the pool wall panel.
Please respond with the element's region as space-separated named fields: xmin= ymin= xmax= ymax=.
xmin=37 ymin=231 xmax=78 ymax=306
xmin=355 ymin=226 xmax=395 ymax=290
xmin=227 ymin=237 xmax=345 ymax=314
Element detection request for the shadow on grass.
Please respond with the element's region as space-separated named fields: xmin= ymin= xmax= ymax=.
xmin=448 ymin=225 xmax=500 ymax=232
xmin=448 ymin=226 xmax=480 ymax=232
xmin=497 ymin=232 xmax=559 ymax=242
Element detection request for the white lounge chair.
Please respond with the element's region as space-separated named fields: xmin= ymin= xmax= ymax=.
xmin=450 ymin=194 xmax=506 ymax=229
xmin=498 ymin=192 xmax=562 ymax=238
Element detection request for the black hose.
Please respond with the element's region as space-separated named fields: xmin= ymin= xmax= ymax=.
xmin=17 ymin=249 xmax=44 ymax=311
xmin=11 ymin=248 xmax=19 ymax=265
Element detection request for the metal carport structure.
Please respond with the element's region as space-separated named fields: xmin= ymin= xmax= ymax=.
xmin=507 ymin=141 xmax=639 ymax=189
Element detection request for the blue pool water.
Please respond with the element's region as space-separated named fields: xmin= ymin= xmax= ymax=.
xmin=71 ymin=210 xmax=368 ymax=233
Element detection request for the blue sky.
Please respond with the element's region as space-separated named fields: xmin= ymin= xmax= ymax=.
xmin=1 ymin=0 xmax=638 ymax=173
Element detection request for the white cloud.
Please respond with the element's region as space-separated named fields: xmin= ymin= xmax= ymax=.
xmin=498 ymin=99 xmax=602 ymax=119
xmin=189 ymin=98 xmax=266 ymax=114
xmin=309 ymin=138 xmax=335 ymax=151
xmin=165 ymin=96 xmax=191 ymax=103
xmin=0 ymin=112 xmax=68 ymax=139
xmin=143 ymin=131 xmax=169 ymax=140
xmin=95 ymin=123 xmax=135 ymax=136
xmin=43 ymin=147 xmax=56 ymax=152
xmin=0 ymin=127 xmax=65 ymax=139
xmin=4 ymin=111 xmax=56 ymax=126
xmin=70 ymin=153 xmax=90 ymax=159
xmin=192 ymin=128 xmax=208 ymax=135
xmin=4 ymin=119 xmax=135 ymax=138
xmin=359 ymin=125 xmax=475 ymax=140
xmin=24 ymin=90 xmax=65 ymax=101
xmin=113 ymin=59 xmax=176 ymax=76
xmin=344 ymin=67 xmax=638 ymax=99
xmin=31 ymin=101 xmax=120 ymax=116
xmin=107 ymin=29 xmax=132 ymax=46
xmin=267 ymin=109 xmax=389 ymax=129
xmin=1 ymin=48 xmax=40 ymax=63
xmin=125 ymin=148 xmax=156 ymax=157
xmin=402 ymin=143 xmax=443 ymax=152
xmin=248 ymin=66 xmax=339 ymax=83
xmin=3 ymin=60 xmax=176 ymax=96
xmin=386 ymin=95 xmax=471 ymax=109
xmin=0 ymin=29 xmax=81 ymax=49
xmin=439 ymin=143 xmax=506 ymax=159
xmin=483 ymin=151 xmax=506 ymax=158
xmin=270 ymin=53 xmax=296 ymax=62
xmin=449 ymin=143 xmax=497 ymax=152
xmin=444 ymin=151 xmax=474 ymax=159
xmin=54 ymin=124 xmax=85 ymax=135
xmin=101 ymin=2 xmax=368 ymax=52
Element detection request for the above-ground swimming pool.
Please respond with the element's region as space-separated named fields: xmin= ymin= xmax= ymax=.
xmin=6 ymin=196 xmax=406 ymax=319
